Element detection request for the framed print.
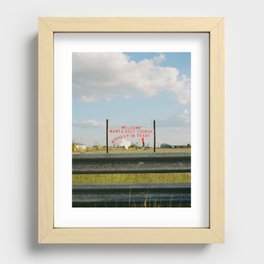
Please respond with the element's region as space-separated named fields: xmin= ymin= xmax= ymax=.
xmin=38 ymin=17 xmax=224 ymax=244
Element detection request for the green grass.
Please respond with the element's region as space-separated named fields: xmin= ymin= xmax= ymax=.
xmin=72 ymin=173 xmax=191 ymax=185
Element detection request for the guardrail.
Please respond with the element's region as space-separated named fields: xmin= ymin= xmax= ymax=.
xmin=72 ymin=152 xmax=191 ymax=174
xmin=72 ymin=183 xmax=191 ymax=207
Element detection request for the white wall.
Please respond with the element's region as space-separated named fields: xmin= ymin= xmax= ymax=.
xmin=0 ymin=0 xmax=263 ymax=263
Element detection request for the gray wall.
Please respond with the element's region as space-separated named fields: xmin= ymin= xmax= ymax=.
xmin=1 ymin=0 xmax=263 ymax=263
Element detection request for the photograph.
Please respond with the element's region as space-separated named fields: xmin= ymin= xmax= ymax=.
xmin=72 ymin=52 xmax=191 ymax=207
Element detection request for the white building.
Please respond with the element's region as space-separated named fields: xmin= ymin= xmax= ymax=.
xmin=73 ymin=143 xmax=86 ymax=151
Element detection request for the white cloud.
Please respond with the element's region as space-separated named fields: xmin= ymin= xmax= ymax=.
xmin=181 ymin=109 xmax=190 ymax=125
xmin=73 ymin=119 xmax=105 ymax=128
xmin=151 ymin=54 xmax=166 ymax=64
xmin=73 ymin=53 xmax=190 ymax=104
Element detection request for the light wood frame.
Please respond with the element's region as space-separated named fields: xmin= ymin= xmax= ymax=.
xmin=38 ymin=17 xmax=224 ymax=244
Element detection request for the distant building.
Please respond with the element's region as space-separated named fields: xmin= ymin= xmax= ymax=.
xmin=172 ymin=145 xmax=186 ymax=149
xmin=72 ymin=143 xmax=86 ymax=151
xmin=160 ymin=143 xmax=172 ymax=148
xmin=160 ymin=143 xmax=191 ymax=149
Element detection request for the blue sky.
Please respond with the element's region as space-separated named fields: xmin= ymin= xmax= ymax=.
xmin=72 ymin=52 xmax=191 ymax=147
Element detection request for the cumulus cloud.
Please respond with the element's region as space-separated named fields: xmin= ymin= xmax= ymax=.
xmin=72 ymin=52 xmax=190 ymax=104
xmin=73 ymin=119 xmax=105 ymax=128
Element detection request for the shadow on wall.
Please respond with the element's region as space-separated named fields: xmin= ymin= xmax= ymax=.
xmin=26 ymin=33 xmax=210 ymax=254
xmin=26 ymin=34 xmax=38 ymax=251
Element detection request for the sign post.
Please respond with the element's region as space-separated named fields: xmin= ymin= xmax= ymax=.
xmin=153 ymin=120 xmax=156 ymax=152
xmin=106 ymin=119 xmax=109 ymax=153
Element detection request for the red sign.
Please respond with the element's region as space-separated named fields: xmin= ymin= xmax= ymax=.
xmin=109 ymin=125 xmax=153 ymax=144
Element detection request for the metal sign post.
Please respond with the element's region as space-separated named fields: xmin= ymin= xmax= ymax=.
xmin=106 ymin=119 xmax=109 ymax=153
xmin=153 ymin=120 xmax=156 ymax=152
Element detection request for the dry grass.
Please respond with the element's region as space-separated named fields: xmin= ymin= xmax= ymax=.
xmin=73 ymin=147 xmax=191 ymax=154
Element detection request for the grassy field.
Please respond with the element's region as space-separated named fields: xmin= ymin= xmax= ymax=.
xmin=73 ymin=147 xmax=191 ymax=154
xmin=73 ymin=173 xmax=191 ymax=185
